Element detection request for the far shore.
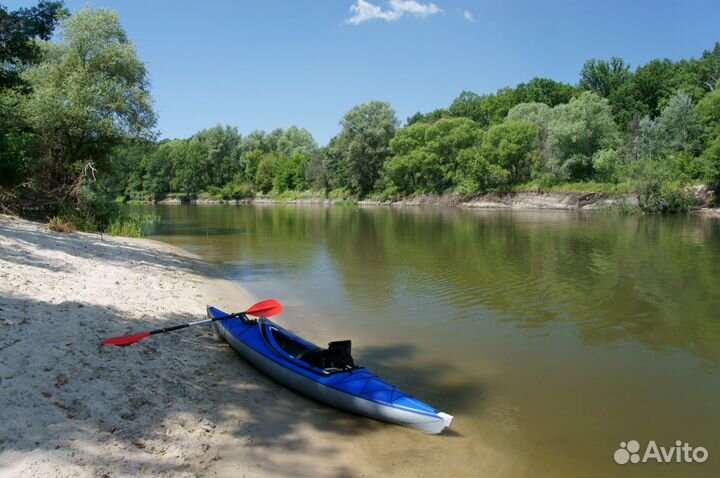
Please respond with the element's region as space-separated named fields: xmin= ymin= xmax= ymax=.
xmin=133 ymin=188 xmax=719 ymax=216
xmin=3 ymin=214 xmax=480 ymax=477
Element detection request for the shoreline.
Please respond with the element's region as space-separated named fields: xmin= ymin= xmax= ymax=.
xmin=0 ymin=215 xmax=408 ymax=477
xmin=142 ymin=189 xmax=719 ymax=214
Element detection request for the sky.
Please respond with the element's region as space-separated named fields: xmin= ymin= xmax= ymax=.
xmin=6 ymin=0 xmax=720 ymax=145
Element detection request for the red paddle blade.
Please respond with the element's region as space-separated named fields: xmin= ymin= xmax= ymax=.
xmin=101 ymin=332 xmax=151 ymax=347
xmin=245 ymin=299 xmax=282 ymax=318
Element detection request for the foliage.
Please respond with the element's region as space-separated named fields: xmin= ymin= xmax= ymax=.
xmin=702 ymin=137 xmax=720 ymax=187
xmin=9 ymin=7 xmax=155 ymax=216
xmin=579 ymin=57 xmax=631 ymax=97
xmin=0 ymin=1 xmax=66 ymax=89
xmin=383 ymin=118 xmax=482 ymax=195
xmin=695 ymin=87 xmax=720 ymax=133
xmin=546 ymin=92 xmax=620 ymax=180
xmin=477 ymin=121 xmax=539 ymax=186
xmin=326 ymin=101 xmax=399 ymax=197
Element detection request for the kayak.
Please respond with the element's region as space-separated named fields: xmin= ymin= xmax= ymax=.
xmin=207 ymin=306 xmax=453 ymax=434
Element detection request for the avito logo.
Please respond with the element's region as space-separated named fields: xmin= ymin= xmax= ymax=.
xmin=614 ymin=440 xmax=709 ymax=465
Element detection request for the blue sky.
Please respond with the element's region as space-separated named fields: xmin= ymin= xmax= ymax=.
xmin=8 ymin=0 xmax=720 ymax=145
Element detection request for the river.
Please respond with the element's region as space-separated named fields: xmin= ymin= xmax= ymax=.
xmin=129 ymin=203 xmax=720 ymax=477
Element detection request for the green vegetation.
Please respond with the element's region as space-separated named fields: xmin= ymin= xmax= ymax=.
xmin=105 ymin=213 xmax=160 ymax=237
xmin=1 ymin=2 xmax=719 ymax=222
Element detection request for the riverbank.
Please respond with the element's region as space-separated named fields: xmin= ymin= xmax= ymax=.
xmin=146 ymin=187 xmax=718 ymax=213
xmin=1 ymin=215 xmax=442 ymax=477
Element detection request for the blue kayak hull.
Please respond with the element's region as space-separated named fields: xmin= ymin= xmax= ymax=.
xmin=208 ymin=306 xmax=453 ymax=434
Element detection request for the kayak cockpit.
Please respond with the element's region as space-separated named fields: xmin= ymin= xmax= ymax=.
xmin=261 ymin=320 xmax=358 ymax=374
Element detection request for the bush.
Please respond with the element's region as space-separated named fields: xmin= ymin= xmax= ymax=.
xmin=534 ymin=172 xmax=561 ymax=190
xmin=637 ymin=178 xmax=697 ymax=213
xmin=560 ymin=154 xmax=594 ymax=181
xmin=221 ymin=181 xmax=255 ymax=200
xmin=592 ymin=149 xmax=620 ymax=183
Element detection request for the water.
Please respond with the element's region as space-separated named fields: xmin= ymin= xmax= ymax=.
xmin=130 ymin=204 xmax=720 ymax=476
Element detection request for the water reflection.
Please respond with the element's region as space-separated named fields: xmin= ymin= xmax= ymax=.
xmin=139 ymin=205 xmax=720 ymax=364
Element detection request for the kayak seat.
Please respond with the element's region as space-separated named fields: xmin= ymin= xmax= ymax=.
xmin=328 ymin=340 xmax=355 ymax=369
xmin=297 ymin=340 xmax=355 ymax=371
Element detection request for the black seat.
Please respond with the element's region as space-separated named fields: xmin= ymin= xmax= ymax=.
xmin=298 ymin=340 xmax=355 ymax=371
xmin=328 ymin=340 xmax=354 ymax=369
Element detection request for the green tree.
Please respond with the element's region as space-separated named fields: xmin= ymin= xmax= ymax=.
xmin=191 ymin=125 xmax=242 ymax=187
xmin=383 ymin=118 xmax=482 ymax=194
xmin=0 ymin=1 xmax=66 ymax=89
xmin=19 ymin=7 xmax=155 ymax=208
xmin=695 ymin=86 xmax=720 ymax=133
xmin=655 ymin=91 xmax=701 ymax=152
xmin=143 ymin=141 xmax=176 ymax=199
xmin=702 ymin=137 xmax=720 ymax=187
xmin=447 ymin=88 xmax=517 ymax=127
xmin=579 ymin=57 xmax=632 ymax=97
xmin=477 ymin=121 xmax=539 ymax=185
xmin=329 ymin=101 xmax=399 ymax=197
xmin=634 ymin=91 xmax=702 ymax=160
xmin=547 ymin=92 xmax=619 ymax=180
xmin=514 ymin=77 xmax=577 ymax=106
xmin=275 ymin=126 xmax=318 ymax=158
xmin=255 ymin=153 xmax=279 ymax=193
xmin=696 ymin=42 xmax=720 ymax=92
xmin=170 ymin=140 xmax=207 ymax=195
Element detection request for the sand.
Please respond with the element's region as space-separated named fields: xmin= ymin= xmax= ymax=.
xmin=0 ymin=215 xmax=376 ymax=477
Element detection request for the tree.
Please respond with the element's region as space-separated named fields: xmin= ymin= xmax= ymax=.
xmin=702 ymin=137 xmax=720 ymax=187
xmin=19 ymin=7 xmax=155 ymax=208
xmin=514 ymin=77 xmax=577 ymax=106
xmin=697 ymin=42 xmax=720 ymax=92
xmin=547 ymin=92 xmax=619 ymax=180
xmin=634 ymin=92 xmax=702 ymax=160
xmin=478 ymin=121 xmax=539 ymax=185
xmin=579 ymin=57 xmax=631 ymax=97
xmin=0 ymin=1 xmax=65 ymax=194
xmin=383 ymin=118 xmax=482 ymax=194
xmin=654 ymin=91 xmax=701 ymax=153
xmin=275 ymin=126 xmax=318 ymax=159
xmin=191 ymin=125 xmax=242 ymax=187
xmin=505 ymin=102 xmax=555 ymax=171
xmin=695 ymin=87 xmax=720 ymax=133
xmin=447 ymin=88 xmax=517 ymax=127
xmin=143 ymin=141 xmax=175 ymax=198
xmin=329 ymin=101 xmax=399 ymax=197
xmin=255 ymin=153 xmax=279 ymax=193
xmin=171 ymin=141 xmax=207 ymax=195
xmin=0 ymin=1 xmax=66 ymax=90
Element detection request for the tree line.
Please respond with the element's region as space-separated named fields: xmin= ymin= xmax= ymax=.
xmin=2 ymin=3 xmax=720 ymax=229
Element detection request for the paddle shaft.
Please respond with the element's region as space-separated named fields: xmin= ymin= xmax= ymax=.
xmin=147 ymin=313 xmax=245 ymax=336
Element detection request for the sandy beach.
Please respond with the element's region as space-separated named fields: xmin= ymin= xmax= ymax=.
xmin=0 ymin=215 xmax=368 ymax=477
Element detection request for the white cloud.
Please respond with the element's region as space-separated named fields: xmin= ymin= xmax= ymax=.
xmin=462 ymin=9 xmax=475 ymax=23
xmin=347 ymin=0 xmax=442 ymax=25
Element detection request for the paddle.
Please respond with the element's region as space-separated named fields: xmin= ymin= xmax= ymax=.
xmin=100 ymin=299 xmax=282 ymax=347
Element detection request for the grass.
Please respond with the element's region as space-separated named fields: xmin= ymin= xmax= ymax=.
xmin=106 ymin=213 xmax=161 ymax=238
xmin=510 ymin=181 xmax=637 ymax=194
xmin=264 ymin=189 xmax=326 ymax=201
